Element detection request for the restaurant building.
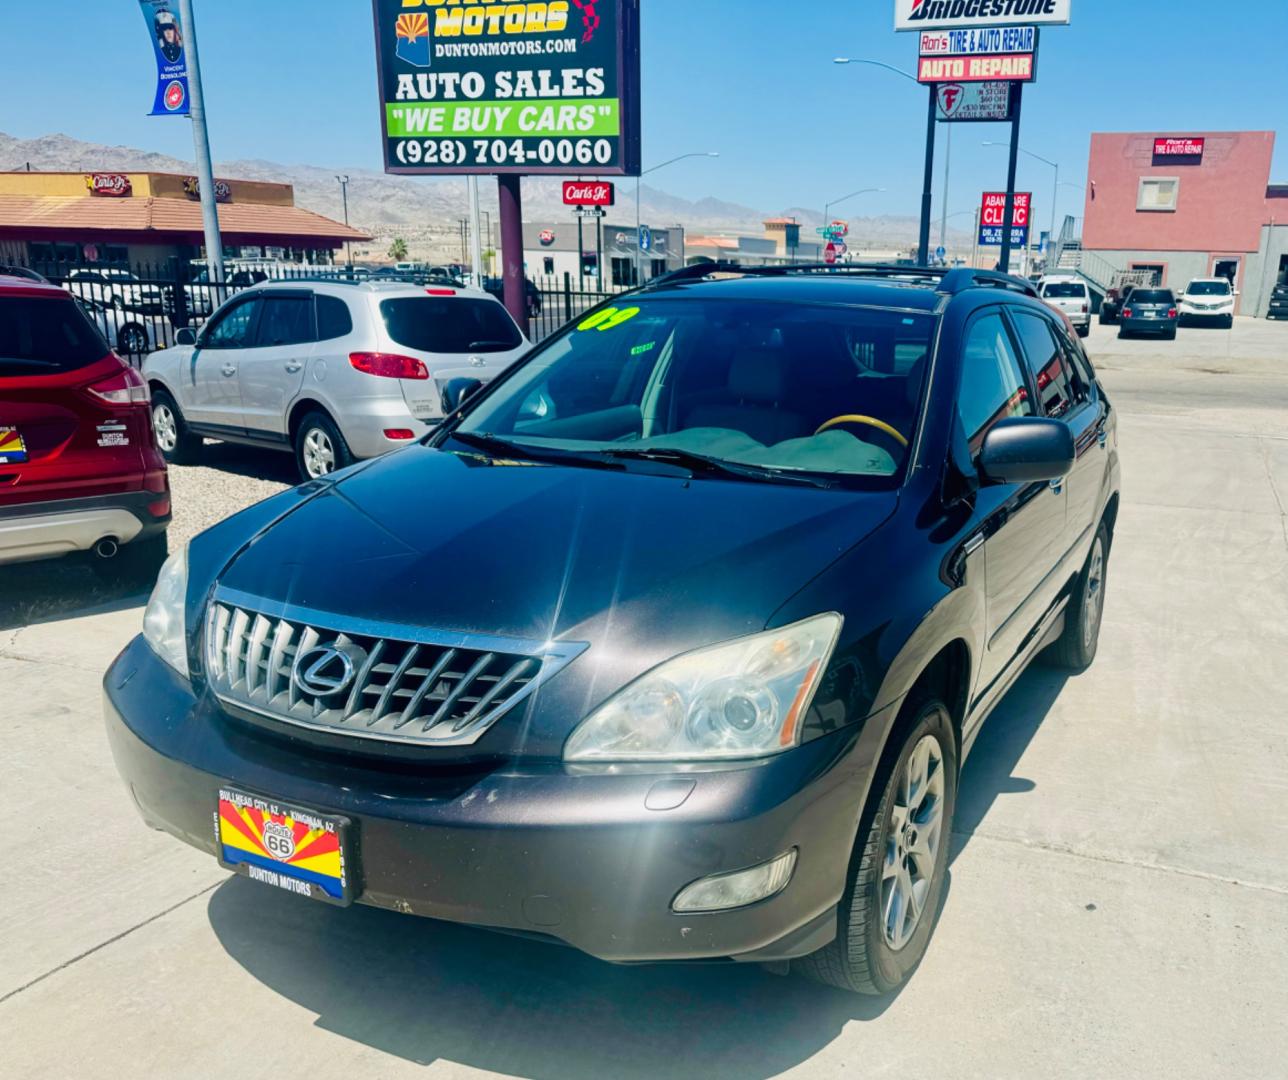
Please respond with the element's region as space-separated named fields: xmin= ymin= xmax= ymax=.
xmin=1074 ymin=131 xmax=1288 ymax=316
xmin=0 ymin=170 xmax=367 ymax=269
xmin=519 ymin=219 xmax=686 ymax=286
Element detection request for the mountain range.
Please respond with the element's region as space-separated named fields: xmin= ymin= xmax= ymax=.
xmin=0 ymin=131 xmax=961 ymax=257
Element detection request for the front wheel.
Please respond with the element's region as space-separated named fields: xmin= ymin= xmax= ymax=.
xmin=1047 ymin=521 xmax=1109 ymax=670
xmin=294 ymin=411 xmax=353 ymax=481
xmin=796 ymin=697 xmax=958 ymax=994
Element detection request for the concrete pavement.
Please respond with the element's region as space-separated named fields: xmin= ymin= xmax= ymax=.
xmin=3 ymin=318 xmax=1287 ymax=1078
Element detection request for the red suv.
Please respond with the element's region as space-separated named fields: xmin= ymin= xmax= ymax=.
xmin=0 ymin=274 xmax=170 ymax=582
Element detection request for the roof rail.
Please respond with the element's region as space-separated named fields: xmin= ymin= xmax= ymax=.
xmin=643 ymin=261 xmax=952 ymax=290
xmin=937 ymin=268 xmax=1038 ymax=298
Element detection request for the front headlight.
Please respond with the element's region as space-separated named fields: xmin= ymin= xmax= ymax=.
xmin=142 ymin=547 xmax=189 ymax=678
xmin=564 ymin=613 xmax=842 ymax=762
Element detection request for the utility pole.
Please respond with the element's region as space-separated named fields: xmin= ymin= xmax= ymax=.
xmin=998 ymin=83 xmax=1024 ymax=273
xmin=467 ymin=175 xmax=484 ymax=287
xmin=178 ymin=0 xmax=223 ymax=292
xmin=336 ymin=175 xmax=351 ymax=267
xmin=938 ymin=122 xmax=952 ymax=261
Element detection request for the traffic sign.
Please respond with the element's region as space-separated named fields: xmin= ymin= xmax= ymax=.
xmin=824 ymin=241 xmax=837 ymax=265
xmin=935 ymin=245 xmax=946 ymax=261
xmin=638 ymin=225 xmax=652 ymax=252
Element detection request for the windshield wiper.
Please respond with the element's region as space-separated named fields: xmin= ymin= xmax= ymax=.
xmin=596 ymin=446 xmax=835 ymax=488
xmin=447 ymin=430 xmax=623 ymax=470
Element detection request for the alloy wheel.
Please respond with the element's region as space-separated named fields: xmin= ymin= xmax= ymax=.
xmin=1083 ymin=536 xmax=1105 ymax=650
xmin=881 ymin=733 xmax=945 ymax=951
xmin=303 ymin=427 xmax=336 ymax=478
xmin=121 ymin=326 xmax=147 ymax=354
xmin=152 ymin=403 xmax=178 ymax=453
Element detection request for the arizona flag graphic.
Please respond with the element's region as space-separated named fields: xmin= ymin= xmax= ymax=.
xmin=0 ymin=428 xmax=28 ymax=464
xmin=218 ymin=794 xmax=345 ymax=899
xmin=395 ymin=12 xmax=431 ymax=68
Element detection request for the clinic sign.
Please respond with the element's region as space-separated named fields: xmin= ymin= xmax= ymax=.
xmin=371 ymin=0 xmax=642 ymax=176
xmin=978 ymin=190 xmax=1030 ymax=246
xmin=896 ymin=0 xmax=1070 ymax=30
xmin=1153 ymin=137 xmax=1205 ymax=166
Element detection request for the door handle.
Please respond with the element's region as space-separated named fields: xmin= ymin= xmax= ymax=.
xmin=284 ymin=362 xmax=303 ymax=373
xmin=221 ymin=365 xmax=237 ymax=377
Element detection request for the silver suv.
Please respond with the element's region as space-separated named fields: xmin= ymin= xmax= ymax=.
xmin=143 ymin=280 xmax=529 ymax=480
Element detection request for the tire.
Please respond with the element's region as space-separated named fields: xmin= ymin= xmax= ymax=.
xmin=1117 ymin=328 xmax=1128 ymax=339
xmin=294 ymin=410 xmax=353 ymax=482
xmin=796 ymin=696 xmax=958 ymax=995
xmin=1222 ymin=316 xmax=1233 ymax=330
xmin=118 ymin=323 xmax=148 ymax=355
xmin=89 ymin=532 xmax=168 ymax=589
xmin=1099 ymin=310 xmax=1115 ymax=325
xmin=1047 ymin=521 xmax=1109 ymax=671
xmin=1163 ymin=328 xmax=1177 ymax=340
xmin=150 ymin=389 xmax=202 ymax=466
xmin=1076 ymin=324 xmax=1090 ymax=338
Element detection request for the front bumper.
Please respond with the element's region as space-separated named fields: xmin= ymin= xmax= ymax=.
xmin=105 ymin=636 xmax=880 ymax=963
xmin=1178 ymin=306 xmax=1233 ymax=322
xmin=0 ymin=490 xmax=169 ymax=565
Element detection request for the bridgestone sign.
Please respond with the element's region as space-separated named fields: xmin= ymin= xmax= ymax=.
xmin=895 ymin=0 xmax=1071 ymax=31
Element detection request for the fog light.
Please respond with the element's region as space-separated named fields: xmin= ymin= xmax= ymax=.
xmin=671 ymin=850 xmax=797 ymax=913
xmin=383 ymin=428 xmax=415 ymax=440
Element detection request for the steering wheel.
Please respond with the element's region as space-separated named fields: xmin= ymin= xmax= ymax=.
xmin=815 ymin=414 xmax=908 ymax=449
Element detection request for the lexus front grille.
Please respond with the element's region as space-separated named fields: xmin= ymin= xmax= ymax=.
xmin=204 ymin=587 xmax=585 ymax=746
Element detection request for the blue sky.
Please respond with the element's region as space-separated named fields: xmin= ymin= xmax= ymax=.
xmin=2 ymin=0 xmax=1285 ymax=229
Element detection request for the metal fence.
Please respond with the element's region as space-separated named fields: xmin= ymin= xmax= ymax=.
xmin=8 ymin=255 xmax=626 ymax=367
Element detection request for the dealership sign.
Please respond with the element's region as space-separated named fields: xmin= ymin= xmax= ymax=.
xmin=371 ymin=0 xmax=642 ymax=176
xmin=936 ymin=81 xmax=1013 ymax=121
xmin=919 ymin=52 xmax=1033 ymax=82
xmin=1153 ymin=137 xmax=1205 ymax=166
xmin=978 ymin=190 xmax=1030 ymax=246
xmin=896 ymin=0 xmax=1071 ymax=31
xmin=563 ymin=180 xmax=616 ymax=206
xmin=920 ymin=25 xmax=1034 ymax=54
xmin=85 ymin=173 xmax=133 ymax=197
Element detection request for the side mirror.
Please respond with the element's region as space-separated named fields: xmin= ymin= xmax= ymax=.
xmin=441 ymin=376 xmax=483 ymax=415
xmin=979 ymin=417 xmax=1075 ymax=486
xmin=175 ymin=327 xmax=197 ymax=346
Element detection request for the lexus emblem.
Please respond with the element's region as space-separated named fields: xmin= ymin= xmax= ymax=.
xmin=292 ymin=645 xmax=357 ymax=696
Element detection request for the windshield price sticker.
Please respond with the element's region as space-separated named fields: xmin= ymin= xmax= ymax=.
xmin=372 ymin=0 xmax=641 ymax=176
xmin=577 ymin=305 xmax=640 ymax=332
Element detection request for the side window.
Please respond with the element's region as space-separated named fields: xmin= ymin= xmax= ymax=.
xmin=256 ymin=295 xmax=315 ymax=347
xmin=203 ymin=298 xmax=261 ymax=349
xmin=957 ymin=310 xmax=1033 ymax=455
xmin=1011 ymin=311 xmax=1076 ymax=418
xmin=316 ymin=295 xmax=354 ymax=341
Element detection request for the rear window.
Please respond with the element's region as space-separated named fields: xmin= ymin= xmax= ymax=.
xmin=1130 ymin=289 xmax=1174 ymax=303
xmin=1042 ymin=282 xmax=1087 ymax=298
xmin=0 ymin=295 xmax=108 ymax=376
xmin=380 ymin=297 xmax=522 ymax=354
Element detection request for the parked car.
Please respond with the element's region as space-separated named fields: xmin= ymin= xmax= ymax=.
xmin=106 ymin=264 xmax=1119 ymax=995
xmin=483 ymin=275 xmax=543 ymax=318
xmin=143 ymin=280 xmax=530 ymax=481
xmin=0 ymin=263 xmax=48 ymax=283
xmin=66 ymin=267 xmax=166 ymax=313
xmin=1098 ymin=271 xmax=1155 ymax=325
xmin=1177 ymin=278 xmax=1235 ymax=328
xmin=1118 ymin=287 xmax=1178 ymax=339
xmin=78 ymin=297 xmax=154 ymax=357
xmin=1038 ymin=276 xmax=1091 ymax=336
xmin=0 ymin=274 xmax=170 ymax=580
xmin=1268 ymin=282 xmax=1288 ymax=320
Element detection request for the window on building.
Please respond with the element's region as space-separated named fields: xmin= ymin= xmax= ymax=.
xmin=542 ymin=256 xmax=555 ymax=275
xmin=650 ymin=259 xmax=667 ymax=279
xmin=1137 ymin=177 xmax=1179 ymax=212
xmin=610 ymin=257 xmax=637 ymax=288
xmin=957 ymin=310 xmax=1033 ymax=456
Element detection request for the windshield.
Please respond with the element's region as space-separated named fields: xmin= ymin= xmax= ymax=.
xmin=453 ymin=298 xmax=936 ymax=483
xmin=1130 ymin=289 xmax=1174 ymax=303
xmin=0 ymin=296 xmax=108 ymax=376
xmin=381 ymin=297 xmax=522 ymax=354
xmin=1186 ymin=280 xmax=1231 ymax=296
xmin=1042 ymin=282 xmax=1086 ymax=298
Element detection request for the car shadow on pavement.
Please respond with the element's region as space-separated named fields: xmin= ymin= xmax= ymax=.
xmin=949 ymin=663 xmax=1071 ymax=861
xmin=208 ymin=877 xmax=891 ymax=1078
xmin=0 ymin=559 xmax=147 ymax=631
xmin=193 ymin=439 xmax=300 ymax=484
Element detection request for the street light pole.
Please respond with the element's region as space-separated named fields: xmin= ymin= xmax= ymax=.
xmin=178 ymin=0 xmax=223 ymax=293
xmin=983 ymin=138 xmax=1060 ymax=269
xmin=823 ymin=187 xmax=885 ymax=262
xmin=635 ymin=151 xmax=718 ymax=285
xmin=336 ymin=174 xmax=351 ymax=267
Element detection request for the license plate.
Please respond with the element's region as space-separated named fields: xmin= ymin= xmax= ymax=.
xmin=1143 ymin=310 xmax=1158 ymax=318
xmin=0 ymin=427 xmax=28 ymax=465
xmin=215 ymin=787 xmax=353 ymax=905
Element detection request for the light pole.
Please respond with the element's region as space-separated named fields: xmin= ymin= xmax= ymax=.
xmin=335 ymin=174 xmax=351 ymax=267
xmin=832 ymin=59 xmax=935 ymax=262
xmin=823 ymin=187 xmax=885 ymax=261
xmin=635 ymin=151 xmax=718 ymax=284
xmin=983 ymin=141 xmax=1058 ymax=267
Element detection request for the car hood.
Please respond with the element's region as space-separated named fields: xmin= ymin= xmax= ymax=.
xmin=213 ymin=444 xmax=896 ymax=728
